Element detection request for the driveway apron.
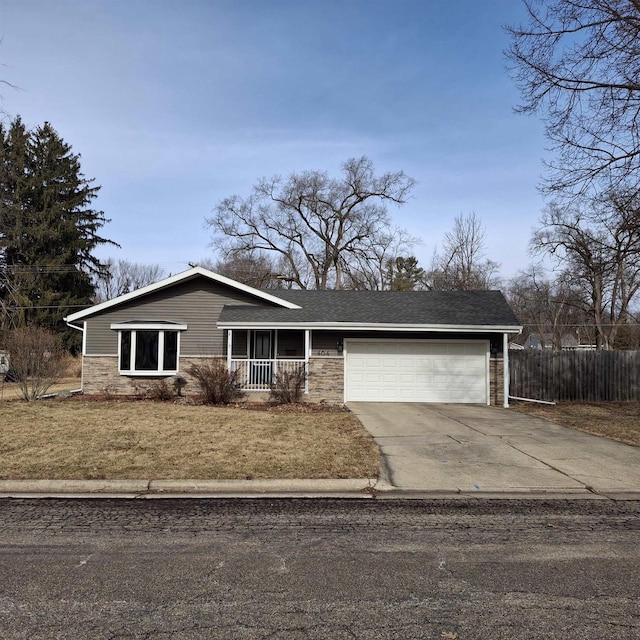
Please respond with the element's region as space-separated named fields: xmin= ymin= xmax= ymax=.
xmin=349 ymin=403 xmax=640 ymax=494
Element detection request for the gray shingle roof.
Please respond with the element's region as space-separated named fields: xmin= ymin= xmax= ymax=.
xmin=219 ymin=290 xmax=520 ymax=327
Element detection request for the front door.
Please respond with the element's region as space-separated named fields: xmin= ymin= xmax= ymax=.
xmin=251 ymin=330 xmax=273 ymax=385
xmin=252 ymin=330 xmax=272 ymax=359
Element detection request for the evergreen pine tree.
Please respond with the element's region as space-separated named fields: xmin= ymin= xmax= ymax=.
xmin=0 ymin=117 xmax=31 ymax=334
xmin=0 ymin=117 xmax=117 ymax=351
xmin=387 ymin=256 xmax=426 ymax=291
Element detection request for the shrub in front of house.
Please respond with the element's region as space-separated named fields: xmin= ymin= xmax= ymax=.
xmin=145 ymin=379 xmax=175 ymax=401
xmin=186 ymin=359 xmax=245 ymax=405
xmin=269 ymin=365 xmax=307 ymax=404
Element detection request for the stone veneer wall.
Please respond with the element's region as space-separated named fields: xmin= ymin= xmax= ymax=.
xmin=490 ymin=357 xmax=505 ymax=406
xmin=306 ymin=357 xmax=344 ymax=403
xmin=82 ymin=355 xmax=347 ymax=403
xmin=82 ymin=356 xmax=228 ymax=397
xmin=82 ymin=354 xmax=502 ymax=406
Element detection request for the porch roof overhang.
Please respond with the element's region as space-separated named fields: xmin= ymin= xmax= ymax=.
xmin=218 ymin=321 xmax=523 ymax=334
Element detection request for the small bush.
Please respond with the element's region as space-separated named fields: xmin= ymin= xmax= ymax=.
xmin=146 ymin=379 xmax=175 ymax=401
xmin=187 ymin=359 xmax=245 ymax=405
xmin=101 ymin=384 xmax=118 ymax=399
xmin=270 ymin=365 xmax=307 ymax=404
xmin=129 ymin=379 xmax=175 ymax=401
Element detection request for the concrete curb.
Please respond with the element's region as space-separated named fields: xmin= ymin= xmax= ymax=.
xmin=0 ymin=479 xmax=150 ymax=494
xmin=0 ymin=479 xmax=638 ymax=500
xmin=374 ymin=489 xmax=610 ymax=500
xmin=0 ymin=478 xmax=378 ymax=498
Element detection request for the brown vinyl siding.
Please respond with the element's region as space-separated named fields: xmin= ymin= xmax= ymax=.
xmin=84 ymin=277 xmax=264 ymax=356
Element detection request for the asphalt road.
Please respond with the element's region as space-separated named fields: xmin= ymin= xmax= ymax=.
xmin=1 ymin=498 xmax=639 ymax=639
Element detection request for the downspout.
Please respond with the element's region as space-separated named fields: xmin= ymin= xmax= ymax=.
xmin=503 ymin=332 xmax=510 ymax=408
xmin=304 ymin=329 xmax=310 ymax=394
xmin=65 ymin=319 xmax=85 ymax=392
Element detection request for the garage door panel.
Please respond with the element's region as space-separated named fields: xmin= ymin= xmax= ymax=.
xmin=346 ymin=341 xmax=487 ymax=403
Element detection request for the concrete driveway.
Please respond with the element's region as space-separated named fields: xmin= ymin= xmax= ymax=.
xmin=349 ymin=403 xmax=640 ymax=496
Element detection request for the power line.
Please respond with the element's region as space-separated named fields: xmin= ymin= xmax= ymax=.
xmin=4 ymin=304 xmax=91 ymax=310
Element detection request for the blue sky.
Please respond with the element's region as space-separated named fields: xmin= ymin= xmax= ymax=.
xmin=0 ymin=0 xmax=547 ymax=281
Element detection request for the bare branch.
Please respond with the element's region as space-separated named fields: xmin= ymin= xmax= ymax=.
xmin=206 ymin=157 xmax=416 ymax=290
xmin=506 ymin=0 xmax=640 ymax=196
xmin=427 ymin=213 xmax=501 ymax=290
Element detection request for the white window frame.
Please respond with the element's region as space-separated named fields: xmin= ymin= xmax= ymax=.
xmin=111 ymin=322 xmax=187 ymax=376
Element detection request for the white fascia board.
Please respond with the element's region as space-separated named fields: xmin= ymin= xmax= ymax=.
xmin=110 ymin=322 xmax=188 ymax=331
xmin=64 ymin=267 xmax=301 ymax=323
xmin=217 ymin=321 xmax=523 ymax=333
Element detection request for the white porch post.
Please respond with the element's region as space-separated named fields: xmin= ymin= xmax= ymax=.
xmin=227 ymin=329 xmax=233 ymax=370
xmin=274 ymin=330 xmax=279 ymax=375
xmin=503 ymin=332 xmax=510 ymax=408
xmin=304 ymin=329 xmax=310 ymax=394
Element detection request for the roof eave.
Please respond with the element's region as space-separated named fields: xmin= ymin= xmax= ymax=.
xmin=217 ymin=321 xmax=523 ymax=334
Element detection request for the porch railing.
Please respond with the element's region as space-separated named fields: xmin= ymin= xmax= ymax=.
xmin=229 ymin=359 xmax=307 ymax=392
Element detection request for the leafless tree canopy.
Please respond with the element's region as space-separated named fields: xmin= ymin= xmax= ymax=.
xmin=200 ymin=253 xmax=284 ymax=289
xmin=507 ymin=266 xmax=593 ymax=349
xmin=531 ymin=191 xmax=640 ymax=348
xmin=207 ymin=157 xmax=416 ymax=290
xmin=94 ymin=259 xmax=166 ymax=302
xmin=506 ymin=0 xmax=640 ymax=196
xmin=428 ymin=213 xmax=501 ymax=290
xmin=340 ymin=229 xmax=423 ymax=290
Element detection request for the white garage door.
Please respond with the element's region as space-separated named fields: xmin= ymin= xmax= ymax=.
xmin=345 ymin=340 xmax=488 ymax=403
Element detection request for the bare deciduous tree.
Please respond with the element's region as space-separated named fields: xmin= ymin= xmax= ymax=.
xmin=197 ymin=253 xmax=284 ymax=289
xmin=94 ymin=259 xmax=166 ymax=302
xmin=207 ymin=157 xmax=416 ymax=290
xmin=428 ymin=213 xmax=501 ymax=290
xmin=341 ymin=228 xmax=421 ymax=290
xmin=4 ymin=324 xmax=66 ymax=401
xmin=506 ymin=0 xmax=640 ymax=195
xmin=531 ymin=191 xmax=640 ymax=349
xmin=507 ymin=266 xmax=592 ymax=349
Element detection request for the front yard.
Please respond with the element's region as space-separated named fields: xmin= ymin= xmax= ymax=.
xmin=0 ymin=400 xmax=380 ymax=480
xmin=0 ymin=377 xmax=82 ymax=401
xmin=512 ymin=401 xmax=640 ymax=447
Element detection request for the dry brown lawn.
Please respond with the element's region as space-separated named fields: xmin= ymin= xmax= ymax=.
xmin=512 ymin=401 xmax=640 ymax=447
xmin=0 ymin=399 xmax=380 ymax=480
xmin=0 ymin=377 xmax=82 ymax=401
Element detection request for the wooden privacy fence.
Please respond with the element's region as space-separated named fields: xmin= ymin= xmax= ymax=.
xmin=509 ymin=350 xmax=640 ymax=402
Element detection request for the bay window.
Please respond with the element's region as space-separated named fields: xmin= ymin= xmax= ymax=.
xmin=111 ymin=322 xmax=186 ymax=375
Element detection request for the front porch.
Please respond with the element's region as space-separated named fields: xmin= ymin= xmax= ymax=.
xmin=229 ymin=358 xmax=308 ymax=392
xmin=227 ymin=329 xmax=315 ymax=392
